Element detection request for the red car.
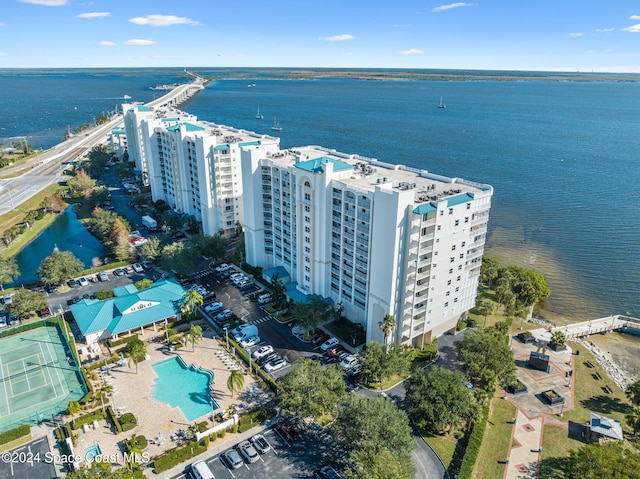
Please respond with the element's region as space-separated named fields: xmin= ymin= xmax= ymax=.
xmin=275 ymin=418 xmax=299 ymax=443
xmin=313 ymin=333 xmax=330 ymax=346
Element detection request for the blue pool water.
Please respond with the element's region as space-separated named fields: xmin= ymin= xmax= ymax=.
xmin=84 ymin=444 xmax=101 ymax=462
xmin=150 ymin=356 xmax=217 ymax=422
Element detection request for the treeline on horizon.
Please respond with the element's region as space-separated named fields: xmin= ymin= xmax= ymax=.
xmin=0 ymin=67 xmax=638 ymax=83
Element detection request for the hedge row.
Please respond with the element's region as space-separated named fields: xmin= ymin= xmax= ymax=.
xmin=0 ymin=318 xmax=60 ymax=339
xmin=120 ymin=412 xmax=137 ymax=432
xmin=106 ymin=405 xmax=123 ymax=433
xmin=107 ymin=334 xmax=139 ymax=348
xmin=238 ymin=407 xmax=277 ymax=433
xmin=71 ymin=409 xmax=106 ymax=430
xmin=0 ymin=425 xmax=30 ymax=446
xmin=153 ymin=441 xmax=207 ymax=473
xmin=225 ymin=337 xmax=278 ymax=393
xmin=457 ymin=402 xmax=490 ymax=479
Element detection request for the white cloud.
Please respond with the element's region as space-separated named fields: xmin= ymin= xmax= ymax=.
xmin=595 ymin=28 xmax=615 ymax=32
xmin=128 ymin=14 xmax=200 ymax=27
xmin=76 ymin=12 xmax=110 ymax=19
xmin=0 ymin=23 xmax=4 ymax=27
xmin=18 ymin=0 xmax=67 ymax=5
xmin=400 ymin=48 xmax=424 ymax=55
xmin=621 ymin=24 xmax=640 ymax=32
xmin=124 ymin=39 xmax=157 ymax=46
xmin=568 ymin=32 xmax=583 ymax=37
xmin=98 ymin=41 xmax=116 ymax=47
xmin=319 ymin=34 xmax=356 ymax=42
xmin=432 ymin=3 xmax=473 ymax=13
xmin=630 ymin=15 xmax=640 ymax=20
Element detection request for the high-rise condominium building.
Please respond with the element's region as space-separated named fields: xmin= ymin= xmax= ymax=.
xmin=241 ymin=145 xmax=493 ymax=347
xmin=122 ymin=104 xmax=280 ymax=237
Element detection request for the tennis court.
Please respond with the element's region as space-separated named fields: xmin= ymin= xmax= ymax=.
xmin=0 ymin=324 xmax=87 ymax=432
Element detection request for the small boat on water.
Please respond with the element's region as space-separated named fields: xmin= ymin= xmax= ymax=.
xmin=149 ymin=84 xmax=179 ymax=91
xmin=256 ymin=107 xmax=264 ymax=120
xmin=271 ymin=117 xmax=282 ymax=131
xmin=123 ymin=94 xmax=131 ymax=100
xmin=437 ymin=97 xmax=446 ymax=109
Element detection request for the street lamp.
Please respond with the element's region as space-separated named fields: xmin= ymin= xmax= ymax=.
xmin=224 ymin=327 xmax=229 ymax=349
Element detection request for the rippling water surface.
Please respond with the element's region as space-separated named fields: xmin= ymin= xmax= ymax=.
xmin=2 ymin=70 xmax=638 ymax=319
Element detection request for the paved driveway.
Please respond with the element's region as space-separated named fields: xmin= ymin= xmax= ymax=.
xmin=0 ymin=436 xmax=56 ymax=479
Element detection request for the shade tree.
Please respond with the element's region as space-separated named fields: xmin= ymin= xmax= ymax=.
xmin=38 ymin=250 xmax=84 ymax=285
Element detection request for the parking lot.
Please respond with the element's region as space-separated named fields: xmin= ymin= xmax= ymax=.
xmin=0 ymin=437 xmax=57 ymax=479
xmin=171 ymin=426 xmax=345 ymax=479
xmin=192 ymin=268 xmax=321 ymax=380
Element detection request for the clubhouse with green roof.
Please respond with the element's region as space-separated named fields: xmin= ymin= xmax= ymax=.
xmin=70 ymin=279 xmax=186 ymax=344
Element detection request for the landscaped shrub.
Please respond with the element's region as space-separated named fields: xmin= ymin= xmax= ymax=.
xmin=457 ymin=320 xmax=467 ymax=331
xmin=71 ymin=409 xmax=106 ymax=430
xmin=196 ymin=421 xmax=208 ymax=433
xmin=457 ymin=402 xmax=490 ymax=479
xmin=106 ymin=405 xmax=122 ymax=433
xmin=119 ymin=412 xmax=137 ymax=432
xmin=238 ymin=407 xmax=277 ymax=433
xmin=0 ymin=425 xmax=30 ymax=445
xmin=107 ymin=335 xmax=139 ymax=348
xmin=124 ymin=435 xmax=148 ymax=453
xmin=218 ymin=429 xmax=226 ymax=438
xmin=153 ymin=441 xmax=207 ymax=473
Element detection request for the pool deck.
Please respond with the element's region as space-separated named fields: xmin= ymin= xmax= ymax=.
xmin=40 ymin=326 xmax=272 ymax=476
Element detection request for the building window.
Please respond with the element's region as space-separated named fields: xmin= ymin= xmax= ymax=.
xmin=440 ymin=210 xmax=444 ymax=216
xmin=465 ymin=217 xmax=469 ymax=223
xmin=460 ymin=253 xmax=464 ymax=259
xmin=449 ymin=208 xmax=453 ymax=215
xmin=449 ymin=268 xmax=453 ymax=274
xmin=446 ymin=291 xmax=450 ymax=296
xmin=437 ymin=225 xmax=441 ymax=231
xmin=450 ymin=257 xmax=455 ymax=263
xmin=304 ymin=226 xmax=310 ymax=233
xmin=467 ymin=203 xmax=471 ymax=210
xmin=444 ymin=302 xmax=449 ymax=308
xmin=458 ymin=265 xmax=463 ymax=270
xmin=447 ymin=280 xmax=452 ymax=285
xmin=304 ymin=205 xmax=310 ymax=212
xmin=305 ymin=275 xmax=310 ymax=282
xmin=454 ymin=219 xmax=460 ymax=226
xmin=451 ymin=245 xmax=456 ymax=251
xmin=304 ymin=246 xmax=310 ymax=253
xmin=457 ymin=276 xmax=461 ymax=281
xmin=304 ymin=193 xmax=311 ymax=201
xmin=305 ymin=266 xmax=310 ymax=272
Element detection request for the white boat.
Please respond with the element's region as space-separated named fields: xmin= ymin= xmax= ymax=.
xmin=123 ymin=94 xmax=131 ymax=100
xmin=437 ymin=97 xmax=446 ymax=109
xmin=271 ymin=117 xmax=282 ymax=131
xmin=255 ymin=107 xmax=264 ymax=120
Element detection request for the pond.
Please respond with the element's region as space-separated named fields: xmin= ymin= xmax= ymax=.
xmin=7 ymin=205 xmax=108 ymax=287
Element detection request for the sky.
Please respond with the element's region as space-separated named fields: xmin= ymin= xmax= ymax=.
xmin=1 ymin=0 xmax=639 ymax=72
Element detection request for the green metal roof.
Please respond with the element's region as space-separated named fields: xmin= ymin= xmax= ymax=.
xmin=447 ymin=192 xmax=474 ymax=207
xmin=238 ymin=141 xmax=261 ymax=148
xmin=111 ymin=127 xmax=126 ymax=134
xmin=71 ymin=279 xmax=186 ymax=337
xmin=166 ymin=122 xmax=205 ymax=132
xmin=294 ymin=156 xmax=355 ymax=174
xmin=162 ymin=117 xmax=180 ymax=122
xmin=412 ymin=202 xmax=438 ymax=215
xmin=137 ymin=106 xmax=153 ymax=112
xmin=214 ymin=144 xmax=230 ymax=150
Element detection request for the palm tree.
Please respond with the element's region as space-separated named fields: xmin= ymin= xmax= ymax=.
xmin=188 ymin=324 xmax=203 ymax=352
xmin=476 ymin=298 xmax=495 ymax=328
xmin=181 ymin=289 xmax=204 ymax=318
xmin=227 ymin=369 xmax=245 ymax=398
xmin=126 ymin=338 xmax=147 ymax=374
xmin=98 ymin=382 xmax=114 ymax=411
xmin=378 ymin=313 xmax=396 ymax=346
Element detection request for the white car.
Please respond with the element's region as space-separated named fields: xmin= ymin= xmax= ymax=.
xmin=204 ymin=302 xmax=224 ymax=313
xmin=78 ymin=277 xmax=89 ymax=287
xmin=240 ymin=336 xmax=260 ymax=348
xmin=339 ymin=355 xmax=359 ymax=371
xmin=216 ymin=263 xmax=232 ymax=272
xmin=250 ymin=434 xmax=272 ymax=454
xmin=252 ymin=345 xmax=274 ymax=360
xmin=264 ymin=357 xmax=287 ymax=372
xmin=320 ymin=337 xmax=339 ymax=351
xmin=132 ymin=263 xmax=144 ymax=273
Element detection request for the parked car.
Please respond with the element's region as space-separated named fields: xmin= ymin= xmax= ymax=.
xmin=257 ymin=293 xmax=272 ymax=304
xmin=250 ymin=434 xmax=271 ymax=454
xmin=265 ymin=357 xmax=287 ymax=372
xmin=275 ymin=418 xmax=299 ymax=443
xmin=252 ymin=345 xmax=274 ymax=360
xmin=313 ymin=333 xmax=331 ymax=346
xmin=78 ymin=277 xmax=89 ymax=287
xmin=123 ymin=267 xmax=133 ymax=274
xmin=339 ymin=355 xmax=359 ymax=371
xmin=204 ymin=302 xmax=224 ymax=313
xmin=347 ymin=364 xmax=362 ymax=377
xmin=132 ymin=263 xmax=144 ymax=273
xmin=45 ymin=283 xmax=58 ymax=293
xmin=237 ymin=440 xmax=260 ymax=463
xmin=257 ymin=353 xmax=280 ymax=366
xmin=97 ymin=272 xmax=109 ymax=282
xmin=113 ymin=268 xmax=125 ymax=276
xmin=222 ymin=448 xmax=243 ymax=469
xmin=216 ymin=309 xmax=235 ymax=322
xmin=240 ymin=336 xmax=260 ymax=348
xmin=215 ymin=263 xmax=232 ymax=272
xmin=317 ymin=465 xmax=343 ymax=479
xmin=320 ymin=337 xmax=339 ymax=351
xmin=67 ymin=279 xmax=79 ymax=288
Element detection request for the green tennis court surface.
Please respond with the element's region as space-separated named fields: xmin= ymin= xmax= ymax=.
xmin=0 ymin=324 xmax=87 ymax=433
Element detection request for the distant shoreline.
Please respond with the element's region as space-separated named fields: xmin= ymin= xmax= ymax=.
xmin=1 ymin=67 xmax=638 ymax=83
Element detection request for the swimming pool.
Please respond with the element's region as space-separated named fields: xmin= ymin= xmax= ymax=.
xmin=150 ymin=356 xmax=218 ymax=422
xmin=84 ymin=444 xmax=102 ymax=462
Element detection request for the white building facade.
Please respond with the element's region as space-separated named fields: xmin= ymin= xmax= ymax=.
xmin=242 ymin=146 xmax=493 ymax=347
xmin=123 ymin=104 xmax=280 ymax=237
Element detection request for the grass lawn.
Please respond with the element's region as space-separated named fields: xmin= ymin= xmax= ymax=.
xmin=0 ymin=183 xmax=67 ymax=236
xmin=423 ymin=432 xmax=458 ymax=469
xmin=561 ymin=341 xmax=631 ymax=429
xmin=471 ymin=393 xmax=516 ymax=479
xmin=324 ymin=318 xmax=365 ymax=348
xmin=539 ymin=424 xmax=583 ymax=478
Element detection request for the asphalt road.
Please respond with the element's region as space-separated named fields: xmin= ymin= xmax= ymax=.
xmin=0 ymin=436 xmax=57 ymax=479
